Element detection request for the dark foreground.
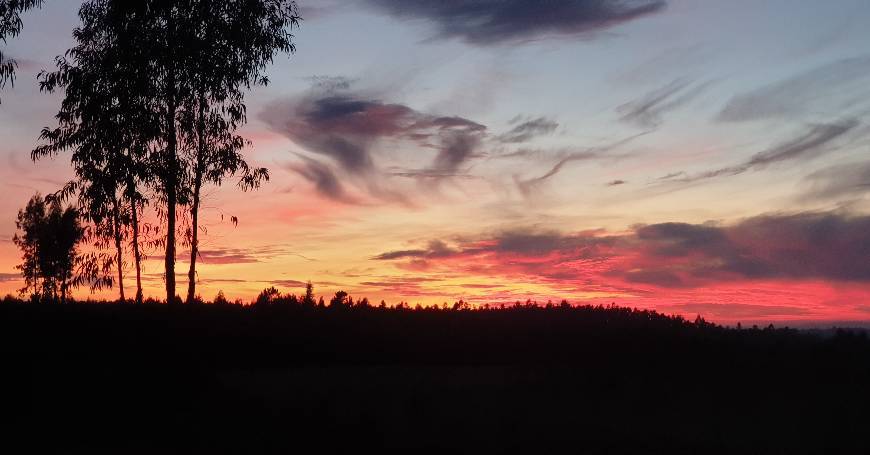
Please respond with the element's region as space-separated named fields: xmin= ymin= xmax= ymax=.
xmin=1 ymin=301 xmax=869 ymax=454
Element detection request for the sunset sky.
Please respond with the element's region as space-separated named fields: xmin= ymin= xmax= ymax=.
xmin=2 ymin=0 xmax=870 ymax=324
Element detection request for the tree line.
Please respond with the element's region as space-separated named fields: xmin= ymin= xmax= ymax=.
xmin=3 ymin=0 xmax=300 ymax=303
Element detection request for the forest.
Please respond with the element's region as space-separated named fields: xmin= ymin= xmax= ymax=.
xmin=1 ymin=296 xmax=869 ymax=453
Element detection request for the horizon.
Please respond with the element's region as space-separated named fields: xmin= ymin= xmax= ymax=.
xmin=2 ymin=0 xmax=870 ymax=325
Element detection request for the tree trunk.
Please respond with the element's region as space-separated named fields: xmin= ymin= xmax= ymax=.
xmin=186 ymin=92 xmax=206 ymax=304
xmin=113 ymin=199 xmax=126 ymax=302
xmin=164 ymin=38 xmax=178 ymax=305
xmin=165 ymin=117 xmax=177 ymax=304
xmin=186 ymin=177 xmax=202 ymax=304
xmin=130 ymin=192 xmax=143 ymax=305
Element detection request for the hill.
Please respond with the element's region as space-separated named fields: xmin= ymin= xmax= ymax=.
xmin=1 ymin=299 xmax=868 ymax=453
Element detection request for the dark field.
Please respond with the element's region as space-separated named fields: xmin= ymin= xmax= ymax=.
xmin=1 ymin=301 xmax=869 ymax=454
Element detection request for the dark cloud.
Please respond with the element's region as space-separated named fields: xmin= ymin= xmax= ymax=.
xmin=802 ymin=161 xmax=870 ymax=201
xmin=629 ymin=212 xmax=870 ymax=284
xmin=372 ymin=240 xmax=457 ymax=260
xmin=674 ymin=119 xmax=859 ymax=183
xmin=493 ymin=229 xmax=610 ymax=256
xmin=497 ymin=117 xmax=559 ymax=143
xmin=374 ymin=211 xmax=870 ymax=288
xmin=270 ymin=279 xmax=309 ymax=288
xmin=184 ymin=246 xmax=309 ymax=266
xmin=362 ymin=0 xmax=667 ymax=46
xmin=432 ymin=129 xmax=484 ymax=172
xmin=718 ymin=57 xmax=870 ymax=122
xmin=286 ymin=156 xmax=358 ymax=204
xmin=617 ymin=78 xmax=711 ymax=128
xmin=197 ymin=248 xmax=265 ymax=265
xmin=260 ymin=88 xmax=488 ymax=199
xmin=376 ymin=228 xmax=614 ymax=263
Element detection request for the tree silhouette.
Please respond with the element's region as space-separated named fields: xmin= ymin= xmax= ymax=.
xmin=34 ymin=0 xmax=155 ymax=303
xmin=13 ymin=194 xmax=85 ymax=303
xmin=181 ymin=0 xmax=299 ymax=304
xmin=30 ymin=1 xmax=298 ymax=304
xmin=86 ymin=0 xmax=299 ymax=304
xmin=303 ymin=280 xmax=315 ymax=307
xmin=0 ymin=0 xmax=44 ymax=102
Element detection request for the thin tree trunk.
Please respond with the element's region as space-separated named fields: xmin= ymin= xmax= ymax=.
xmin=186 ymin=176 xmax=202 ymax=304
xmin=164 ymin=47 xmax=178 ymax=304
xmin=165 ymin=112 xmax=177 ymax=304
xmin=113 ymin=199 xmax=125 ymax=302
xmin=186 ymin=92 xmax=206 ymax=304
xmin=130 ymin=192 xmax=143 ymax=305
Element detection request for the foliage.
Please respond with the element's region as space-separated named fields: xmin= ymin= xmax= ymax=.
xmin=32 ymin=0 xmax=300 ymax=303
xmin=34 ymin=1 xmax=156 ymax=302
xmin=12 ymin=194 xmax=86 ymax=302
xmin=0 ymin=0 xmax=44 ymax=100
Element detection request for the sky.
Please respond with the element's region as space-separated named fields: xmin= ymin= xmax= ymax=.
xmin=2 ymin=0 xmax=870 ymax=324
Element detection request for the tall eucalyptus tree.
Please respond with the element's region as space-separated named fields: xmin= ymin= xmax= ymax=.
xmin=33 ymin=0 xmax=299 ymax=303
xmin=181 ymin=0 xmax=299 ymax=303
xmin=34 ymin=0 xmax=154 ymax=303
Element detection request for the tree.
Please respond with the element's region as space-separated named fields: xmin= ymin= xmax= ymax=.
xmin=302 ymin=280 xmax=315 ymax=307
xmin=83 ymin=0 xmax=299 ymax=304
xmin=329 ymin=290 xmax=348 ymax=308
xmin=181 ymin=0 xmax=299 ymax=304
xmin=34 ymin=0 xmax=156 ymax=303
xmin=13 ymin=194 xmax=85 ymax=303
xmin=0 ymin=0 xmax=44 ymax=102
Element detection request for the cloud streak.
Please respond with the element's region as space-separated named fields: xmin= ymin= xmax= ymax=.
xmin=802 ymin=160 xmax=870 ymax=201
xmin=665 ymin=119 xmax=859 ymax=183
xmin=617 ymin=79 xmax=711 ymax=128
xmin=497 ymin=117 xmax=559 ymax=143
xmin=718 ymin=57 xmax=870 ymax=122
xmin=513 ymin=132 xmax=647 ymax=197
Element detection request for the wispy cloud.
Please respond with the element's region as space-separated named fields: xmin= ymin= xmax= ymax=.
xmin=663 ymin=119 xmax=859 ymax=183
xmin=718 ymin=57 xmax=870 ymax=122
xmin=801 ymin=160 xmax=870 ymax=201
xmin=259 ymin=84 xmax=488 ymax=201
xmin=617 ymin=78 xmax=711 ymax=128
xmin=285 ymin=155 xmax=359 ymax=204
xmin=513 ymin=132 xmax=647 ymax=197
xmin=497 ymin=117 xmax=559 ymax=143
